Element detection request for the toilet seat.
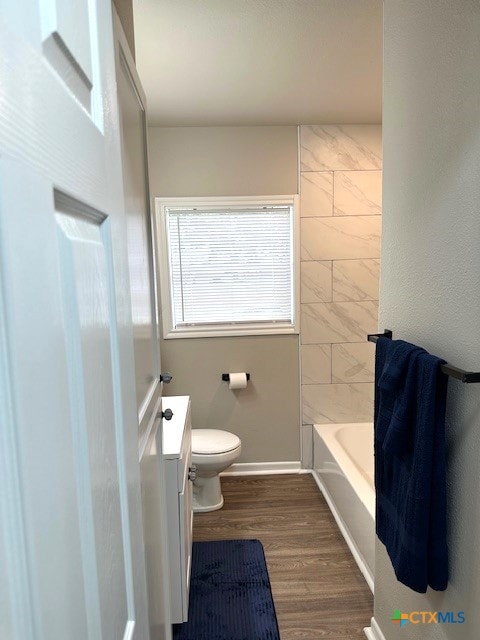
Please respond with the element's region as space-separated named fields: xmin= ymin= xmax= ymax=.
xmin=192 ymin=429 xmax=241 ymax=454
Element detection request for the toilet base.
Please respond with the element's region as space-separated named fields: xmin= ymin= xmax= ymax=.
xmin=192 ymin=494 xmax=224 ymax=513
xmin=192 ymin=474 xmax=224 ymax=513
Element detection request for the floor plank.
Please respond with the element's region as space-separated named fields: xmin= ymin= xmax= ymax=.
xmin=193 ymin=474 xmax=373 ymax=639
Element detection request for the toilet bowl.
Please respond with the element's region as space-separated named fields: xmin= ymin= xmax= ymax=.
xmin=191 ymin=429 xmax=241 ymax=513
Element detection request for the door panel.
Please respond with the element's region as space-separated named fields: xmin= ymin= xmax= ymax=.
xmin=0 ymin=2 xmax=150 ymax=639
xmin=0 ymin=165 xmax=136 ymax=640
xmin=55 ymin=198 xmax=130 ymax=639
xmin=40 ymin=0 xmax=95 ymax=112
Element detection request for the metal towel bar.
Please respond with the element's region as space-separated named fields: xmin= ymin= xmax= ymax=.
xmin=367 ymin=330 xmax=480 ymax=383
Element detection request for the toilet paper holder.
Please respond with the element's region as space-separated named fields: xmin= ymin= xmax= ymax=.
xmin=222 ymin=373 xmax=250 ymax=382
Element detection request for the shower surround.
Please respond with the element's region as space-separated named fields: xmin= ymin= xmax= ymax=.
xmin=299 ymin=125 xmax=382 ymax=426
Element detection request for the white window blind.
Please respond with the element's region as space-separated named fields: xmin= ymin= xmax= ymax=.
xmin=166 ymin=206 xmax=294 ymax=328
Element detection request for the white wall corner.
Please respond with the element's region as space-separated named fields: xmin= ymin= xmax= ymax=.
xmin=301 ymin=423 xmax=313 ymax=469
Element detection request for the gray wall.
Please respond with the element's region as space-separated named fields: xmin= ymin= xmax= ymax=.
xmin=148 ymin=126 xmax=298 ymax=196
xmin=148 ymin=125 xmax=301 ymax=463
xmin=375 ymin=1 xmax=480 ymax=638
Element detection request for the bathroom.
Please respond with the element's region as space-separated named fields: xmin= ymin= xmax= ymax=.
xmin=142 ymin=1 xmax=380 ymax=633
xmin=138 ymin=0 xmax=480 ymax=637
xmin=1 ymin=1 xmax=480 ymax=640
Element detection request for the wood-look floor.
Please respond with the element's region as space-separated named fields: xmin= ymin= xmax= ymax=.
xmin=193 ymin=474 xmax=373 ymax=639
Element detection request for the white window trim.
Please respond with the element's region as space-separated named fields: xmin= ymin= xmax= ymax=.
xmin=155 ymin=195 xmax=300 ymax=339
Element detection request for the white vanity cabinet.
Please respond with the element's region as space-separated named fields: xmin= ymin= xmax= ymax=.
xmin=162 ymin=395 xmax=193 ymax=624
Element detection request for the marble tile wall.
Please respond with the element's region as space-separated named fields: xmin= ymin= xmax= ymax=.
xmin=299 ymin=125 xmax=382 ymax=425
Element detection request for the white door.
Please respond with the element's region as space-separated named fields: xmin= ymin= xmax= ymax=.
xmin=113 ymin=13 xmax=172 ymax=640
xmin=0 ymin=2 xmax=150 ymax=639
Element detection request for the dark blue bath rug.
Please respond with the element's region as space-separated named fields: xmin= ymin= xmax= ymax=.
xmin=173 ymin=539 xmax=280 ymax=640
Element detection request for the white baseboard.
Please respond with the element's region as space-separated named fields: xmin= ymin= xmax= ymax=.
xmin=311 ymin=470 xmax=374 ymax=593
xmin=221 ymin=461 xmax=302 ymax=476
xmin=364 ymin=618 xmax=386 ymax=640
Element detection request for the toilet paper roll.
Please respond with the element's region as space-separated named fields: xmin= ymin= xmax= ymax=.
xmin=228 ymin=372 xmax=248 ymax=390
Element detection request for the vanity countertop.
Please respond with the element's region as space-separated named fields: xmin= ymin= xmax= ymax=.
xmin=162 ymin=395 xmax=190 ymax=459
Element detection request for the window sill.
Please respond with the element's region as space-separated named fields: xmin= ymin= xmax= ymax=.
xmin=163 ymin=323 xmax=298 ymax=339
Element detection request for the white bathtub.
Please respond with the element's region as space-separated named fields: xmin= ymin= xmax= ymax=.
xmin=312 ymin=423 xmax=375 ymax=592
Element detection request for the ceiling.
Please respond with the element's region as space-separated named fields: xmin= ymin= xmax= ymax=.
xmin=133 ymin=0 xmax=383 ymax=127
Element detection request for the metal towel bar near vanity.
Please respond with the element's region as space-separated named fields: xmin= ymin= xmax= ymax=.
xmin=367 ymin=330 xmax=480 ymax=383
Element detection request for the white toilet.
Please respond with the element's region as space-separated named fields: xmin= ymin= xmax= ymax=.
xmin=191 ymin=429 xmax=241 ymax=513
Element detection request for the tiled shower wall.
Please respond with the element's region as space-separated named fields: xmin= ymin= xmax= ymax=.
xmin=299 ymin=125 xmax=382 ymax=426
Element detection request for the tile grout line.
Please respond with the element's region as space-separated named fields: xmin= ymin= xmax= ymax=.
xmin=330 ymin=174 xmax=334 ymax=385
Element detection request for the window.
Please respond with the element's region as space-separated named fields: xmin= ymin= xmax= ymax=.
xmin=156 ymin=196 xmax=299 ymax=338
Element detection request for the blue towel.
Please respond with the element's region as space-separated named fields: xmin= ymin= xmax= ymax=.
xmin=374 ymin=337 xmax=449 ymax=593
